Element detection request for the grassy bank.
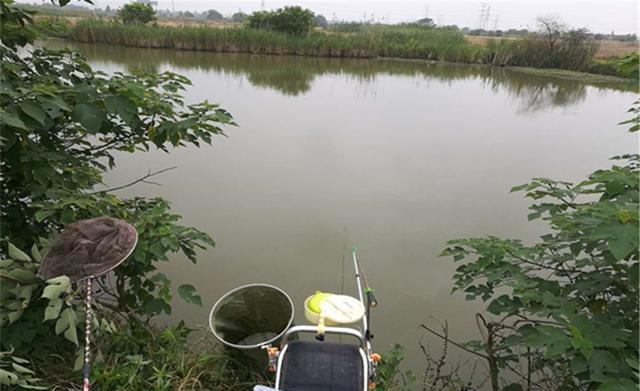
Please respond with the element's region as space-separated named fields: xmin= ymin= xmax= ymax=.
xmin=66 ymin=19 xmax=479 ymax=62
xmin=66 ymin=19 xmax=638 ymax=77
xmin=509 ymin=66 xmax=631 ymax=83
xmin=69 ymin=19 xmax=486 ymax=61
xmin=69 ymin=19 xmax=636 ymax=75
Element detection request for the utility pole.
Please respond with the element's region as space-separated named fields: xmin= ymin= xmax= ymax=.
xmin=493 ymin=15 xmax=499 ymax=31
xmin=477 ymin=3 xmax=487 ymax=29
xmin=483 ymin=5 xmax=491 ymax=30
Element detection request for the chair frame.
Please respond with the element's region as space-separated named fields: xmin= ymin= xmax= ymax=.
xmin=274 ymin=325 xmax=369 ymax=391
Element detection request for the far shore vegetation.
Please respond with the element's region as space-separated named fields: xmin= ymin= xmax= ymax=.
xmin=25 ymin=3 xmax=640 ymax=80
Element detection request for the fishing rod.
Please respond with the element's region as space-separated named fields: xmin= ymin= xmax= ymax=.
xmin=352 ymin=247 xmax=377 ymax=345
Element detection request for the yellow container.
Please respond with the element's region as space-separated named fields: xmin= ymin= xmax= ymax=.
xmin=304 ymin=292 xmax=337 ymax=325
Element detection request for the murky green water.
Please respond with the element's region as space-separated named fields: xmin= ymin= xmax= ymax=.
xmin=45 ymin=40 xmax=636 ymax=383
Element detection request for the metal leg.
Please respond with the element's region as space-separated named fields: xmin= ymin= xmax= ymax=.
xmin=82 ymin=278 xmax=93 ymax=391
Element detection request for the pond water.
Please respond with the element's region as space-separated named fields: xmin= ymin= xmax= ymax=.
xmin=46 ymin=40 xmax=636 ymax=384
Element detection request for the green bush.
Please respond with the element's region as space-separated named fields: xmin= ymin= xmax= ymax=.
xmin=117 ymin=2 xmax=155 ymax=25
xmin=314 ymin=14 xmax=328 ymax=28
xmin=231 ymin=11 xmax=248 ymax=23
xmin=246 ymin=10 xmax=273 ymax=31
xmin=247 ymin=6 xmax=315 ymax=36
xmin=586 ymin=59 xmax=621 ymax=76
xmin=1 ymin=2 xmax=235 ymax=387
xmin=486 ymin=30 xmax=598 ymax=71
xmin=441 ymin=106 xmax=639 ymax=389
xmin=205 ymin=9 xmax=223 ymax=21
xmin=33 ymin=16 xmax=72 ymax=38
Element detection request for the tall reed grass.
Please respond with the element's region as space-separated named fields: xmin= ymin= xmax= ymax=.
xmin=70 ymin=19 xmax=485 ymax=61
xmin=71 ymin=19 xmax=378 ymax=57
xmin=70 ymin=19 xmax=606 ymax=73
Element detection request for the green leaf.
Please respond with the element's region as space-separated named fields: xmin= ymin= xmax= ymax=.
xmin=34 ymin=209 xmax=54 ymax=223
xmin=143 ymin=298 xmax=172 ymax=315
xmin=8 ymin=268 xmax=35 ymax=281
xmin=0 ymin=368 xmax=19 ymax=384
xmin=55 ymin=308 xmax=78 ymax=346
xmin=8 ymin=309 xmax=24 ymax=324
xmin=596 ymin=378 xmax=638 ymax=391
xmin=71 ymin=103 xmax=106 ymax=133
xmin=8 ymin=243 xmax=31 ymax=262
xmin=73 ymin=350 xmax=84 ymax=371
xmin=41 ymin=95 xmax=70 ymax=111
xmin=589 ymin=350 xmax=620 ymax=381
xmin=19 ymin=101 xmax=46 ymax=125
xmin=0 ymin=259 xmax=13 ymax=268
xmin=60 ymin=208 xmax=76 ymax=224
xmin=149 ymin=242 xmax=167 ymax=259
xmin=64 ymin=324 xmax=79 ymax=346
xmin=0 ymin=110 xmax=28 ymax=130
xmin=30 ymin=245 xmax=42 ymax=262
xmin=177 ymin=284 xmax=202 ymax=306
xmin=105 ymin=95 xmax=138 ymax=124
xmin=628 ymin=263 xmax=639 ymax=290
xmin=42 ymin=276 xmax=71 ymax=300
xmin=571 ymin=354 xmax=589 ymax=374
xmin=608 ymin=228 xmax=637 ymax=260
xmin=11 ymin=363 xmax=35 ymax=375
xmin=43 ymin=298 xmax=63 ymax=321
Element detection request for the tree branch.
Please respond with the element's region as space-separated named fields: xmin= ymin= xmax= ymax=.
xmin=420 ymin=323 xmax=489 ymax=360
xmin=87 ymin=166 xmax=177 ymax=195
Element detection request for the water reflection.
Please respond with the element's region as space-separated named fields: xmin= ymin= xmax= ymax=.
xmin=45 ymin=40 xmax=629 ymax=113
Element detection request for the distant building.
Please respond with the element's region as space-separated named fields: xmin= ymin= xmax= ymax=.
xmin=136 ymin=0 xmax=158 ymax=10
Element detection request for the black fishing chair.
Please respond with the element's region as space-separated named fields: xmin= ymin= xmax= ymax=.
xmin=275 ymin=326 xmax=369 ymax=391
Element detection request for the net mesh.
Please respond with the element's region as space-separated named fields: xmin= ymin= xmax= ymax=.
xmin=38 ymin=216 xmax=137 ymax=282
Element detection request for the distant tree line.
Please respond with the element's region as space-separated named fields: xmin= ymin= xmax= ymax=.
xmin=464 ymin=26 xmax=637 ymax=42
xmin=18 ymin=2 xmax=638 ymax=42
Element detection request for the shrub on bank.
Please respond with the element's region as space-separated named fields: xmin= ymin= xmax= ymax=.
xmin=117 ymin=2 xmax=156 ymax=24
xmin=33 ymin=16 xmax=72 ymax=38
xmin=484 ymin=30 xmax=598 ymax=71
xmin=441 ymin=105 xmax=639 ymax=390
xmin=247 ymin=6 xmax=315 ymax=36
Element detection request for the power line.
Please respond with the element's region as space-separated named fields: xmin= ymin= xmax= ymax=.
xmin=483 ymin=5 xmax=492 ymax=29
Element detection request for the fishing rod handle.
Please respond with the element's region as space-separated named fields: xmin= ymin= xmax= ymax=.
xmin=366 ymin=290 xmax=378 ymax=308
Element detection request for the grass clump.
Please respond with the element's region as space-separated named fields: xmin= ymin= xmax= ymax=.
xmin=44 ymin=321 xmax=269 ymax=390
xmin=484 ymin=31 xmax=598 ymax=71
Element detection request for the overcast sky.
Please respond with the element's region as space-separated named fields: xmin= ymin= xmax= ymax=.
xmin=22 ymin=0 xmax=640 ymax=33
